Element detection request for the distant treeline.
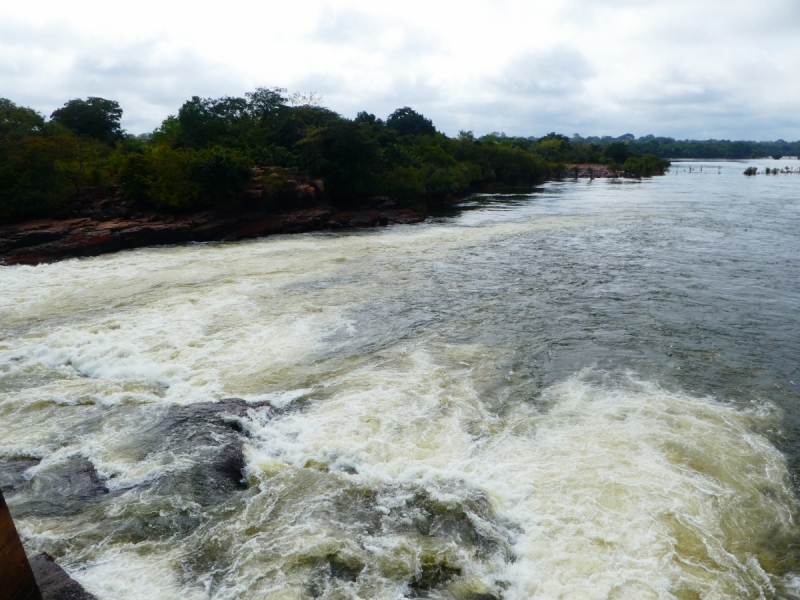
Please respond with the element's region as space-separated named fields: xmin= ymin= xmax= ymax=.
xmin=570 ymin=133 xmax=800 ymax=160
xmin=1 ymin=90 xmax=675 ymax=223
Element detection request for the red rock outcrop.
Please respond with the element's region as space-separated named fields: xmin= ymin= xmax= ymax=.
xmin=0 ymin=207 xmax=425 ymax=266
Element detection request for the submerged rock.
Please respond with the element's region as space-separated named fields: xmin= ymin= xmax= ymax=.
xmin=17 ymin=457 xmax=108 ymax=518
xmin=30 ymin=553 xmax=97 ymax=600
xmin=0 ymin=456 xmax=40 ymax=494
xmin=138 ymin=399 xmax=273 ymax=506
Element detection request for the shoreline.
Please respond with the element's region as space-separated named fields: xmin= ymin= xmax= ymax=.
xmin=0 ymin=205 xmax=425 ymax=266
xmin=0 ymin=160 xmax=667 ymax=266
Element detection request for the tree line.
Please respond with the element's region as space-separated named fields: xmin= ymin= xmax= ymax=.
xmin=0 ymin=90 xmax=680 ymax=223
xmin=572 ymin=133 xmax=800 ymax=160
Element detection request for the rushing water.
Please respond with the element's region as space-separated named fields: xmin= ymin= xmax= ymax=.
xmin=2 ymin=159 xmax=800 ymax=599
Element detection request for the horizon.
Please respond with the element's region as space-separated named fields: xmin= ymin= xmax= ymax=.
xmin=2 ymin=0 xmax=799 ymax=140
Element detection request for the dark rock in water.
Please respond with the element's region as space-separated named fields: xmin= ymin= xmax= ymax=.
xmin=19 ymin=457 xmax=108 ymax=517
xmin=138 ymin=398 xmax=273 ymax=506
xmin=0 ymin=490 xmax=42 ymax=600
xmin=327 ymin=554 xmax=363 ymax=582
xmin=408 ymin=553 xmax=462 ymax=595
xmin=29 ymin=553 xmax=97 ymax=600
xmin=0 ymin=457 xmax=40 ymax=494
xmin=187 ymin=442 xmax=248 ymax=499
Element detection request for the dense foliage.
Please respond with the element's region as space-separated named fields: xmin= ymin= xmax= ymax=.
xmin=570 ymin=133 xmax=800 ymax=160
xmin=0 ymin=98 xmax=114 ymax=222
xmin=1 ymin=90 xmax=794 ymax=223
xmin=50 ymin=98 xmax=124 ymax=144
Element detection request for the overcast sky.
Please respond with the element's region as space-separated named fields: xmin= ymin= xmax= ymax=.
xmin=2 ymin=0 xmax=799 ymax=139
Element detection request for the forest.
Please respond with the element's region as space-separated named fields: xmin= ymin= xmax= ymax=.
xmin=3 ymin=89 xmax=765 ymax=224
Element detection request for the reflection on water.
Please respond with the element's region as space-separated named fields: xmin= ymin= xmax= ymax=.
xmin=1 ymin=159 xmax=799 ymax=599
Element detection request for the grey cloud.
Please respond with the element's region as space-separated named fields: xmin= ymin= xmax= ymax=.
xmin=498 ymin=48 xmax=596 ymax=96
xmin=324 ymin=75 xmax=445 ymax=122
xmin=2 ymin=2 xmax=798 ymax=141
xmin=0 ymin=22 xmax=247 ymax=132
xmin=312 ymin=8 xmax=443 ymax=57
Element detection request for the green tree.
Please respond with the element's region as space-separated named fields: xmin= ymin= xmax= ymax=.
xmin=603 ymin=141 xmax=628 ymax=164
xmin=1 ymin=99 xmax=85 ymax=222
xmin=1 ymin=98 xmax=46 ymax=139
xmin=176 ymin=96 xmax=250 ymax=148
xmin=245 ymin=87 xmax=287 ymax=128
xmin=386 ymin=107 xmax=436 ymax=137
xmin=50 ymin=97 xmax=123 ymax=143
xmin=296 ymin=120 xmax=381 ymax=204
xmin=120 ymin=144 xmax=252 ymax=209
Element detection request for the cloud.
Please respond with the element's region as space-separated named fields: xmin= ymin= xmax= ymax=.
xmin=1 ymin=0 xmax=798 ymax=139
xmin=0 ymin=20 xmax=245 ymax=132
xmin=498 ymin=48 xmax=595 ymax=96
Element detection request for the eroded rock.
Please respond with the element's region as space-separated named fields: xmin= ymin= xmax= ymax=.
xmin=17 ymin=457 xmax=108 ymax=518
xmin=0 ymin=457 xmax=40 ymax=494
xmin=1 ymin=202 xmax=425 ymax=266
xmin=137 ymin=399 xmax=273 ymax=506
xmin=0 ymin=490 xmax=42 ymax=600
xmin=30 ymin=553 xmax=97 ymax=600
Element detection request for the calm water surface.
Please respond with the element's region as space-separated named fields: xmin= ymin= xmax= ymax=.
xmin=1 ymin=159 xmax=799 ymax=599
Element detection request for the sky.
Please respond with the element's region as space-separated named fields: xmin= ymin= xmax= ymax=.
xmin=2 ymin=0 xmax=799 ymax=140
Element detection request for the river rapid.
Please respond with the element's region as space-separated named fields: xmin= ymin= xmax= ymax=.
xmin=2 ymin=159 xmax=800 ymax=599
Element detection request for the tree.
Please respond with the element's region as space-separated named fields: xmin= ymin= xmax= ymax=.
xmin=386 ymin=107 xmax=436 ymax=137
xmin=604 ymin=141 xmax=628 ymax=164
xmin=245 ymin=87 xmax=287 ymax=128
xmin=1 ymin=98 xmax=45 ymax=139
xmin=50 ymin=97 xmax=123 ymax=143
xmin=177 ymin=96 xmax=249 ymax=148
xmin=299 ymin=119 xmax=382 ymax=203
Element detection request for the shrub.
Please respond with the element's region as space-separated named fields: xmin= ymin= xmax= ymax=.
xmin=120 ymin=145 xmax=252 ymax=209
xmin=622 ymin=154 xmax=670 ymax=177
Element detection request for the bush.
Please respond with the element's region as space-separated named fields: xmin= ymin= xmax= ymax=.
xmin=487 ymin=146 xmax=548 ymax=184
xmin=622 ymin=154 xmax=670 ymax=177
xmin=383 ymin=166 xmax=425 ymax=202
xmin=0 ymin=99 xmax=87 ymax=222
xmin=120 ymin=145 xmax=252 ymax=209
xmin=0 ymin=134 xmax=80 ymax=221
xmin=603 ymin=142 xmax=629 ymax=164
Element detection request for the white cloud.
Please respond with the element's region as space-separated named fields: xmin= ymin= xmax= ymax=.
xmin=1 ymin=0 xmax=798 ymax=139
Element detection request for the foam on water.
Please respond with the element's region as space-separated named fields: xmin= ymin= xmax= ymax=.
xmin=244 ymin=347 xmax=798 ymax=599
xmin=2 ymin=184 xmax=800 ymax=599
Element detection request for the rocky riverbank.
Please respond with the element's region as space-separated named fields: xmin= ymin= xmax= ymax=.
xmin=0 ymin=203 xmax=425 ymax=266
xmin=561 ymin=164 xmax=620 ymax=178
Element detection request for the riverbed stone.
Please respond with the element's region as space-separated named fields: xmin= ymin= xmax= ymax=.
xmin=30 ymin=553 xmax=97 ymax=600
xmin=136 ymin=399 xmax=273 ymax=506
xmin=18 ymin=457 xmax=108 ymax=517
xmin=0 ymin=457 xmax=40 ymax=494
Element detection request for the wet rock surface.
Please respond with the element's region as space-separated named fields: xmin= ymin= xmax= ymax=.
xmin=0 ymin=204 xmax=425 ymax=266
xmin=135 ymin=399 xmax=274 ymax=506
xmin=1 ymin=490 xmax=42 ymax=600
xmin=0 ymin=457 xmax=40 ymax=494
xmin=30 ymin=553 xmax=97 ymax=600
xmin=15 ymin=457 xmax=109 ymax=518
xmin=561 ymin=163 xmax=619 ymax=178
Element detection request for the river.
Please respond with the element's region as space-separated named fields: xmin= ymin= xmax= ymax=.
xmin=1 ymin=159 xmax=799 ymax=599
